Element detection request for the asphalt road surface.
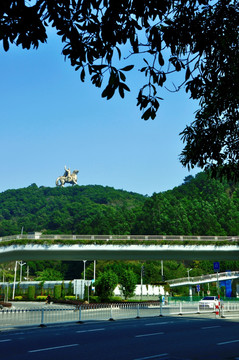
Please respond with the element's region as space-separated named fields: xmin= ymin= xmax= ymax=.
xmin=0 ymin=316 xmax=239 ymax=360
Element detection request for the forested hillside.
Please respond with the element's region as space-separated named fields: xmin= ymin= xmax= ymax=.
xmin=0 ymin=184 xmax=145 ymax=236
xmin=1 ymin=172 xmax=239 ymax=237
xmin=134 ymin=173 xmax=239 ymax=236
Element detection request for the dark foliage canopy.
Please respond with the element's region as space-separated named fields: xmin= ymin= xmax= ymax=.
xmin=133 ymin=172 xmax=239 ymax=236
xmin=0 ymin=184 xmax=145 ymax=236
xmin=1 ymin=1 xmax=239 ymax=178
xmin=1 ymin=174 xmax=239 ymax=237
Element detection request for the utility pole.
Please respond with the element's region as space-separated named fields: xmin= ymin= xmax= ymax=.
xmin=141 ymin=265 xmax=144 ymax=301
xmin=94 ymin=260 xmax=96 ymax=282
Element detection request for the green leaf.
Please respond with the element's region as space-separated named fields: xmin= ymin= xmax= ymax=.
xmin=142 ymin=108 xmax=152 ymax=120
xmin=80 ymin=68 xmax=85 ymax=82
xmin=185 ymin=66 xmax=191 ymax=81
xmin=115 ymin=46 xmax=121 ymax=60
xmin=158 ymin=52 xmax=164 ymax=66
xmin=120 ymin=65 xmax=134 ymax=71
xmin=119 ymin=71 xmax=126 ymax=81
xmin=120 ymin=82 xmax=130 ymax=92
xmin=118 ymin=84 xmax=125 ymax=98
xmin=3 ymin=38 xmax=9 ymax=51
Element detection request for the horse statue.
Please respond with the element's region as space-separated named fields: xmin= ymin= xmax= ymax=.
xmin=56 ymin=166 xmax=79 ymax=187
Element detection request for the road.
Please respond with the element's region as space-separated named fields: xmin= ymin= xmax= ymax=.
xmin=0 ymin=316 xmax=239 ymax=360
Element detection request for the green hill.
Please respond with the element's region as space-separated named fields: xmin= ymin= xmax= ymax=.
xmin=0 ymin=184 xmax=145 ymax=236
xmin=133 ymin=172 xmax=239 ymax=236
xmin=1 ymin=172 xmax=239 ymax=237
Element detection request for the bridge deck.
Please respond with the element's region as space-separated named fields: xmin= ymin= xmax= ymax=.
xmin=1 ymin=243 xmax=239 ymax=263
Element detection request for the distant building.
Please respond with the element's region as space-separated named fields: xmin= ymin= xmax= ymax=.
xmin=27 ymin=232 xmax=42 ymax=239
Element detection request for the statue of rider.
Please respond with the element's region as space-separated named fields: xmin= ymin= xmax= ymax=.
xmin=63 ymin=166 xmax=71 ymax=182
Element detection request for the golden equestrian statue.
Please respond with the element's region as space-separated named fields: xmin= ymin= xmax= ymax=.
xmin=56 ymin=166 xmax=79 ymax=187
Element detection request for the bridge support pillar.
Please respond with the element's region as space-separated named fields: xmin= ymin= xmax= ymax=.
xmin=189 ymin=285 xmax=193 ymax=301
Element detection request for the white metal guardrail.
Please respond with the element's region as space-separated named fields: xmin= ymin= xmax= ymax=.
xmin=1 ymin=302 xmax=239 ymax=329
xmin=0 ymin=234 xmax=239 ymax=242
xmin=168 ymin=271 xmax=239 ymax=286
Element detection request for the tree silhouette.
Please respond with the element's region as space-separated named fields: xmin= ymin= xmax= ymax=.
xmin=1 ymin=1 xmax=238 ymax=178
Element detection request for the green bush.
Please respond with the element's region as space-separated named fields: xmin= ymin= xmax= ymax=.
xmin=36 ymin=296 xmax=47 ymax=300
xmin=64 ymin=296 xmax=76 ymax=300
xmin=54 ymin=285 xmax=62 ymax=299
xmin=68 ymin=281 xmax=74 ymax=296
xmin=109 ymin=296 xmax=123 ymax=302
xmin=61 ymin=282 xmax=66 ymax=298
xmin=89 ymin=296 xmax=100 ymax=303
xmin=7 ymin=286 xmax=12 ymax=300
xmin=95 ymin=270 xmax=118 ymax=300
xmin=28 ymin=286 xmax=36 ymax=300
xmin=119 ymin=269 xmax=137 ymax=300
xmin=15 ymin=283 xmax=23 ymax=296
xmin=14 ymin=296 xmax=23 ymax=301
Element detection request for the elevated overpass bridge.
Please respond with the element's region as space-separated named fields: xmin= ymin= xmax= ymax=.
xmin=168 ymin=271 xmax=239 ymax=288
xmin=0 ymin=234 xmax=239 ymax=263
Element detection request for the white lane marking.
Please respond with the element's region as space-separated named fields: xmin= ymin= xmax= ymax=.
xmin=76 ymin=328 xmax=105 ymax=333
xmin=29 ymin=343 xmax=79 ymax=353
xmin=145 ymin=321 xmax=173 ymax=326
xmin=134 ymin=353 xmax=168 ymax=360
xmin=135 ymin=332 xmax=164 ymax=338
xmin=201 ymin=326 xmax=221 ymax=330
xmin=0 ymin=339 xmax=12 ymax=343
xmin=217 ymin=339 xmax=239 ymax=346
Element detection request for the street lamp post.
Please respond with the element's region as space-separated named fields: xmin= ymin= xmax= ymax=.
xmin=141 ymin=265 xmax=144 ymax=301
xmin=12 ymin=261 xmax=26 ymax=300
xmin=19 ymin=261 xmax=26 ymax=282
xmin=83 ymin=260 xmax=87 ymax=300
xmin=187 ymin=268 xmax=193 ymax=301
xmin=83 ymin=260 xmax=87 ymax=281
xmin=12 ymin=261 xmax=18 ymax=300
xmin=93 ymin=260 xmax=96 ymax=282
xmin=187 ymin=268 xmax=192 ymax=280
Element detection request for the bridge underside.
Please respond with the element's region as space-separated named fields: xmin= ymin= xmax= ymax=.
xmin=0 ymin=244 xmax=239 ymax=263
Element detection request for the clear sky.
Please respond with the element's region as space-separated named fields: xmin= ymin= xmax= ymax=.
xmin=0 ymin=29 xmax=200 ymax=196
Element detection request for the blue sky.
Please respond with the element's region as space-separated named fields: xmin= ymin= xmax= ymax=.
xmin=0 ymin=29 xmax=200 ymax=196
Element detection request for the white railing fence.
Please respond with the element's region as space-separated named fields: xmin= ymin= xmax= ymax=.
xmin=1 ymin=234 xmax=239 ymax=242
xmin=168 ymin=271 xmax=239 ymax=286
xmin=1 ymin=302 xmax=239 ymax=329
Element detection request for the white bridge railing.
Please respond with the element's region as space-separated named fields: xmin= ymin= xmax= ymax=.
xmin=168 ymin=271 xmax=239 ymax=287
xmin=0 ymin=234 xmax=239 ymax=242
